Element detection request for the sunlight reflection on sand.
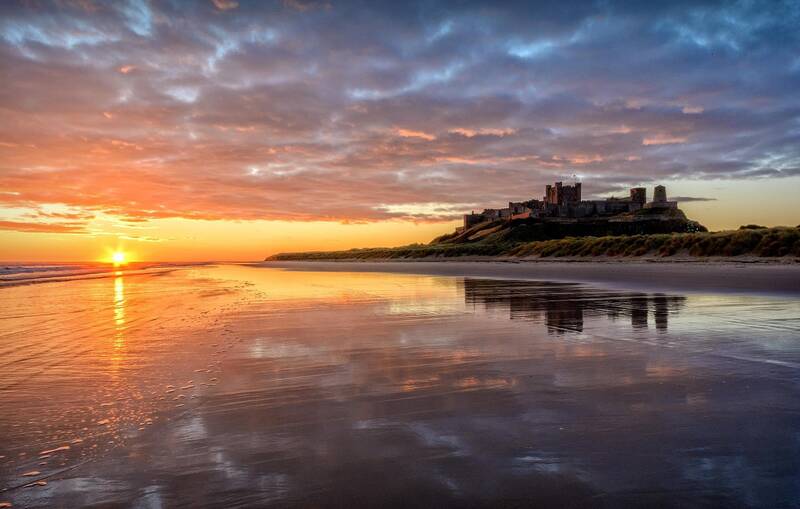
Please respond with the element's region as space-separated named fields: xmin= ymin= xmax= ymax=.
xmin=0 ymin=265 xmax=799 ymax=507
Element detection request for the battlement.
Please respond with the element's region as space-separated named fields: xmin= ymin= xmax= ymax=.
xmin=545 ymin=181 xmax=581 ymax=205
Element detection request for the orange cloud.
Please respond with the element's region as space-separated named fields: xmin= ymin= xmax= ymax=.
xmin=609 ymin=125 xmax=632 ymax=134
xmin=395 ymin=128 xmax=436 ymax=141
xmin=0 ymin=220 xmax=88 ymax=234
xmin=555 ymin=154 xmax=604 ymax=164
xmin=211 ymin=0 xmax=239 ymax=11
xmin=450 ymin=127 xmax=516 ymax=137
xmin=642 ymin=134 xmax=688 ymax=145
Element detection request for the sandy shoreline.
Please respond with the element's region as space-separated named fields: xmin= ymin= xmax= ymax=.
xmin=258 ymin=259 xmax=800 ymax=296
xmin=3 ymin=264 xmax=799 ymax=507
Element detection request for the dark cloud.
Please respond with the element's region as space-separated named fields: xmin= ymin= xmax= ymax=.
xmin=0 ymin=0 xmax=798 ymax=223
xmin=671 ymin=196 xmax=716 ymax=202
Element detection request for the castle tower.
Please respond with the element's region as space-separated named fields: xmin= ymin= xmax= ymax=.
xmin=630 ymin=187 xmax=646 ymax=205
xmin=653 ymin=185 xmax=667 ymax=203
xmin=545 ymin=181 xmax=580 ymax=205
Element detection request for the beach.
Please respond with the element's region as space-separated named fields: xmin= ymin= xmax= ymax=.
xmin=1 ymin=263 xmax=799 ymax=507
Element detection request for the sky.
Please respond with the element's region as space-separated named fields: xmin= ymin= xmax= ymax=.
xmin=1 ymin=0 xmax=799 ymax=262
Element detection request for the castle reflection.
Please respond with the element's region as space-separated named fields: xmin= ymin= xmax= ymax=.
xmin=462 ymin=279 xmax=685 ymax=334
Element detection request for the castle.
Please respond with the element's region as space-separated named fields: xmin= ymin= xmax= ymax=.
xmin=462 ymin=182 xmax=677 ymax=231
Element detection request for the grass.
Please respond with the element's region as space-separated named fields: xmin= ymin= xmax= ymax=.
xmin=509 ymin=227 xmax=800 ymax=258
xmin=269 ymin=242 xmax=512 ymax=260
xmin=268 ymin=226 xmax=800 ymax=260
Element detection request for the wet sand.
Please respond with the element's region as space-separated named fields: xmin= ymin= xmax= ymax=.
xmin=2 ymin=265 xmax=799 ymax=507
xmin=261 ymin=260 xmax=800 ymax=296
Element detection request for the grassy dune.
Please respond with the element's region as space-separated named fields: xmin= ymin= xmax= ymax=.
xmin=269 ymin=242 xmax=509 ymax=260
xmin=509 ymin=227 xmax=800 ymax=258
xmin=268 ymin=226 xmax=800 ymax=261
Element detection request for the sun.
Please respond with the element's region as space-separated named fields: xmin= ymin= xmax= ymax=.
xmin=102 ymin=247 xmax=135 ymax=266
xmin=111 ymin=251 xmax=127 ymax=266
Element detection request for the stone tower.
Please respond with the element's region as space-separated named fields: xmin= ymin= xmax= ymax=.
xmin=630 ymin=187 xmax=646 ymax=205
xmin=545 ymin=182 xmax=581 ymax=205
xmin=653 ymin=185 xmax=667 ymax=203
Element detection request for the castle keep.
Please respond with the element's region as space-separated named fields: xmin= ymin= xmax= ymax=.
xmin=462 ymin=182 xmax=677 ymax=231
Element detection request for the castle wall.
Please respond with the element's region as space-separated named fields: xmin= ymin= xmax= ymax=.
xmin=644 ymin=201 xmax=677 ymax=210
xmin=562 ymin=182 xmax=581 ymax=203
xmin=463 ymin=213 xmax=486 ymax=230
xmin=509 ymin=202 xmax=531 ymax=215
xmin=540 ymin=198 xmax=639 ymax=218
xmin=464 ymin=182 xmax=675 ymax=230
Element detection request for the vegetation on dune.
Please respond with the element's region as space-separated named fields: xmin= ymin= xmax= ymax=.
xmin=433 ymin=210 xmax=706 ymax=247
xmin=509 ymin=227 xmax=800 ymax=258
xmin=268 ymin=226 xmax=800 ymax=261
xmin=269 ymin=242 xmax=513 ymax=260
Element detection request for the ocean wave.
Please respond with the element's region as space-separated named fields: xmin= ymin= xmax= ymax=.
xmin=0 ymin=262 xmax=213 ymax=287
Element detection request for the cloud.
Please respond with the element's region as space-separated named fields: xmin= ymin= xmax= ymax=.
xmin=671 ymin=196 xmax=717 ymax=202
xmin=642 ymin=135 xmax=689 ymax=146
xmin=211 ymin=0 xmax=239 ymax=11
xmin=0 ymin=0 xmax=798 ymax=229
xmin=395 ymin=128 xmax=436 ymax=141
xmin=0 ymin=220 xmax=88 ymax=234
xmin=375 ymin=202 xmax=476 ymax=220
xmin=450 ymin=127 xmax=516 ymax=138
